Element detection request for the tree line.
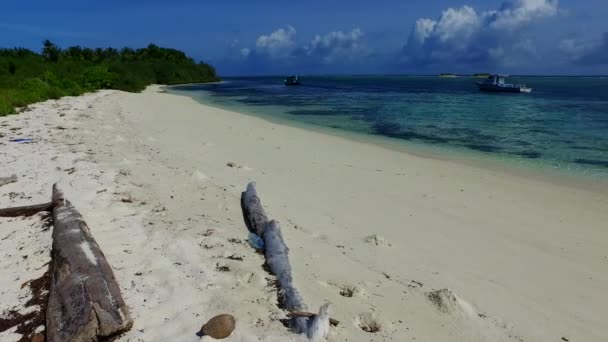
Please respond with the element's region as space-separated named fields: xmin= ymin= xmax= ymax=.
xmin=0 ymin=40 xmax=219 ymax=115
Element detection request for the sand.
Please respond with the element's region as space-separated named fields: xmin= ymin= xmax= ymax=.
xmin=1 ymin=85 xmax=607 ymax=342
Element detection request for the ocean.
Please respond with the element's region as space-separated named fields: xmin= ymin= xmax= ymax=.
xmin=171 ymin=76 xmax=608 ymax=178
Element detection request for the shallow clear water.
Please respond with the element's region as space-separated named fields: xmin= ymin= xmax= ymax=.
xmin=171 ymin=76 xmax=608 ymax=178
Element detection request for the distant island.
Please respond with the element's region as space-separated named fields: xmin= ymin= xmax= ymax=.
xmin=0 ymin=41 xmax=219 ymax=115
xmin=438 ymin=73 xmax=490 ymax=78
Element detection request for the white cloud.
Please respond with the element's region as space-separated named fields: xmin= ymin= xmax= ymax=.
xmin=306 ymin=28 xmax=367 ymax=64
xmin=433 ymin=6 xmax=479 ymax=43
xmin=412 ymin=19 xmax=436 ymax=44
xmin=487 ymin=0 xmax=559 ymax=30
xmin=240 ymin=48 xmax=251 ymax=57
xmin=404 ymin=0 xmax=560 ymax=67
xmin=239 ymin=26 xmax=370 ymax=70
xmin=255 ymin=25 xmax=297 ymax=58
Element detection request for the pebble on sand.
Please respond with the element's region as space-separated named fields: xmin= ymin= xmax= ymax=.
xmin=196 ymin=314 xmax=236 ymax=339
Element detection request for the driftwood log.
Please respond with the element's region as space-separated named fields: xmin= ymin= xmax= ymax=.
xmin=241 ymin=182 xmax=310 ymax=333
xmin=0 ymin=201 xmax=55 ymax=217
xmin=47 ymin=184 xmax=132 ymax=342
xmin=288 ymin=311 xmax=340 ymax=326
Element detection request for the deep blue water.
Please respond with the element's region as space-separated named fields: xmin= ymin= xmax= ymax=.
xmin=171 ymin=76 xmax=608 ymax=176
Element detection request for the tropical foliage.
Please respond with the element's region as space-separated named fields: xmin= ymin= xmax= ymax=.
xmin=0 ymin=41 xmax=219 ymax=115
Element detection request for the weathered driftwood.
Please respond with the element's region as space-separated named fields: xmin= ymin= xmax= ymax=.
xmin=0 ymin=201 xmax=55 ymax=217
xmin=0 ymin=174 xmax=17 ymax=187
xmin=241 ymin=182 xmax=311 ymax=333
xmin=47 ymin=184 xmax=132 ymax=342
xmin=241 ymin=182 xmax=307 ymax=313
xmin=288 ymin=311 xmax=340 ymax=326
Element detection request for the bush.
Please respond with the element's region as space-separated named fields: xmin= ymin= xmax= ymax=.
xmin=81 ymin=66 xmax=118 ymax=90
xmin=0 ymin=97 xmax=14 ymax=115
xmin=0 ymin=41 xmax=219 ymax=113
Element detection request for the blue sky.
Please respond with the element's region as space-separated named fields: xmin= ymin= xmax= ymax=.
xmin=1 ymin=0 xmax=607 ymax=75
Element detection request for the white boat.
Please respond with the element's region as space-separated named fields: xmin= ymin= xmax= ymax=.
xmin=476 ymin=74 xmax=532 ymax=93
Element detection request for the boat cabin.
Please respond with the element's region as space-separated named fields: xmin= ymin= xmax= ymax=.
xmin=483 ymin=74 xmax=508 ymax=85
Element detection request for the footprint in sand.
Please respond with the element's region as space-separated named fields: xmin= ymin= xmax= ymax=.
xmin=425 ymin=288 xmax=475 ymax=316
xmin=356 ymin=312 xmax=383 ymax=333
xmin=323 ymin=281 xmax=367 ymax=299
xmin=338 ymin=284 xmax=359 ymax=298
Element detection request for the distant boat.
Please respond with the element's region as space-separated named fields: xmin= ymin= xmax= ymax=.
xmin=476 ymin=74 xmax=532 ymax=93
xmin=284 ymin=75 xmax=300 ymax=86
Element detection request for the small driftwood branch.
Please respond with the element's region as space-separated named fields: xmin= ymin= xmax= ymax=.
xmin=46 ymin=184 xmax=132 ymax=342
xmin=0 ymin=201 xmax=55 ymax=217
xmin=241 ymin=182 xmax=308 ymax=332
xmin=288 ymin=311 xmax=340 ymax=326
xmin=0 ymin=174 xmax=17 ymax=187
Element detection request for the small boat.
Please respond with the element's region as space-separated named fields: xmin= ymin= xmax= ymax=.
xmin=284 ymin=75 xmax=300 ymax=86
xmin=476 ymin=74 xmax=531 ymax=93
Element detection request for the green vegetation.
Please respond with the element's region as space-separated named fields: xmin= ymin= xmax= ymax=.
xmin=0 ymin=41 xmax=219 ymax=115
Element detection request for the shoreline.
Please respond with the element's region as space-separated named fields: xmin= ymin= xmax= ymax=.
xmin=168 ymin=85 xmax=608 ymax=196
xmin=2 ymin=86 xmax=608 ymax=341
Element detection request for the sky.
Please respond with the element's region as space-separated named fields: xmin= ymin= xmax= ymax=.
xmin=1 ymin=0 xmax=607 ymax=75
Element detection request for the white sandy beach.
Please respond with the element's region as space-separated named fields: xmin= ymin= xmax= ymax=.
xmin=1 ymin=85 xmax=608 ymax=342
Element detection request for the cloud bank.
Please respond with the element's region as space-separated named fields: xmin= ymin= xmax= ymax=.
xmin=402 ymin=0 xmax=560 ymax=69
xmin=225 ymin=26 xmax=370 ymax=74
xmin=560 ymin=32 xmax=608 ymax=66
xmin=217 ymin=0 xmax=606 ymax=75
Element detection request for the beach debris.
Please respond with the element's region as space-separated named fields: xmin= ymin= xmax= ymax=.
xmin=9 ymin=138 xmax=33 ymax=143
xmin=226 ymin=162 xmax=237 ymax=168
xmin=228 ymin=238 xmax=243 ymax=244
xmin=306 ymin=303 xmax=331 ymax=341
xmin=226 ymin=254 xmax=244 ymax=261
xmin=216 ymin=264 xmax=230 ymax=272
xmin=408 ymin=280 xmax=423 ymax=288
xmin=365 ymin=234 xmax=391 ymax=247
xmin=47 ymin=184 xmax=132 ymax=341
xmin=8 ymin=191 xmax=26 ymax=200
xmin=196 ymin=314 xmax=236 ymax=339
xmin=0 ymin=201 xmax=55 ymax=218
xmin=0 ymin=174 xmax=18 ymax=187
xmin=241 ymin=181 xmax=308 ymax=333
xmin=288 ymin=310 xmax=340 ymax=326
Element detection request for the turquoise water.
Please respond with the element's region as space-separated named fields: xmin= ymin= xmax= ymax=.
xmin=171 ymin=76 xmax=608 ymax=178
